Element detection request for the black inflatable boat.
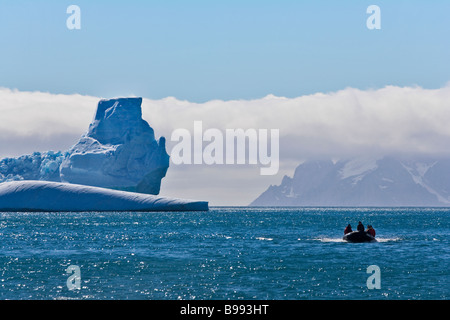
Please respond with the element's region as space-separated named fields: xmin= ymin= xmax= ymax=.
xmin=343 ymin=231 xmax=377 ymax=243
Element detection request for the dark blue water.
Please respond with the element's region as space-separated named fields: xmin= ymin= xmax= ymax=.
xmin=0 ymin=207 xmax=448 ymax=300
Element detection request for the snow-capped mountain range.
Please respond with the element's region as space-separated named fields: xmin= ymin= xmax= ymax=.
xmin=251 ymin=157 xmax=450 ymax=206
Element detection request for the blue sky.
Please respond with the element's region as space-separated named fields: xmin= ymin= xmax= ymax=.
xmin=1 ymin=0 xmax=449 ymax=102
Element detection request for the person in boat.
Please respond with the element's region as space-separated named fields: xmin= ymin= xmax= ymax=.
xmin=344 ymin=224 xmax=352 ymax=234
xmin=366 ymin=225 xmax=376 ymax=237
xmin=357 ymin=221 xmax=364 ymax=232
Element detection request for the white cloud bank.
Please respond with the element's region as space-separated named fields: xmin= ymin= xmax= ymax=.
xmin=0 ymin=88 xmax=98 ymax=157
xmin=1 ymin=84 xmax=450 ymax=205
xmin=144 ymin=84 xmax=450 ymax=160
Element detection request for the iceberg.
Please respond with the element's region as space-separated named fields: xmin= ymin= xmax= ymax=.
xmin=0 ymin=97 xmax=169 ymax=195
xmin=0 ymin=180 xmax=208 ymax=212
xmin=0 ymin=97 xmax=208 ymax=211
xmin=0 ymin=151 xmax=66 ymax=183
xmin=60 ymin=97 xmax=169 ymax=194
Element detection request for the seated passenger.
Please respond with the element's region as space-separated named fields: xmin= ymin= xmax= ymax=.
xmin=357 ymin=221 xmax=365 ymax=232
xmin=344 ymin=224 xmax=352 ymax=234
xmin=367 ymin=225 xmax=376 ymax=237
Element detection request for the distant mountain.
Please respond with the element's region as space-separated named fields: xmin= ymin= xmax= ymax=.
xmin=251 ymin=157 xmax=450 ymax=206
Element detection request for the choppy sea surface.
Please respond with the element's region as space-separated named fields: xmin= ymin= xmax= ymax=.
xmin=0 ymin=207 xmax=448 ymax=300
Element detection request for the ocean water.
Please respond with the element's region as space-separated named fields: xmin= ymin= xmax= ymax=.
xmin=0 ymin=207 xmax=448 ymax=300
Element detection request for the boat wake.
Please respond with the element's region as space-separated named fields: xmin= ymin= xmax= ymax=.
xmin=312 ymin=237 xmax=402 ymax=243
xmin=374 ymin=237 xmax=402 ymax=242
xmin=315 ymin=237 xmax=346 ymax=243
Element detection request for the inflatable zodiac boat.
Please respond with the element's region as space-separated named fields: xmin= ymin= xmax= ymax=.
xmin=343 ymin=231 xmax=377 ymax=243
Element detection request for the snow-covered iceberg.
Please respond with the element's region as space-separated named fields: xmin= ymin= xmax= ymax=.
xmin=0 ymin=97 xmax=169 ymax=195
xmin=0 ymin=151 xmax=67 ymax=183
xmin=60 ymin=97 xmax=169 ymax=194
xmin=0 ymin=97 xmax=208 ymax=211
xmin=0 ymin=181 xmax=208 ymax=212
